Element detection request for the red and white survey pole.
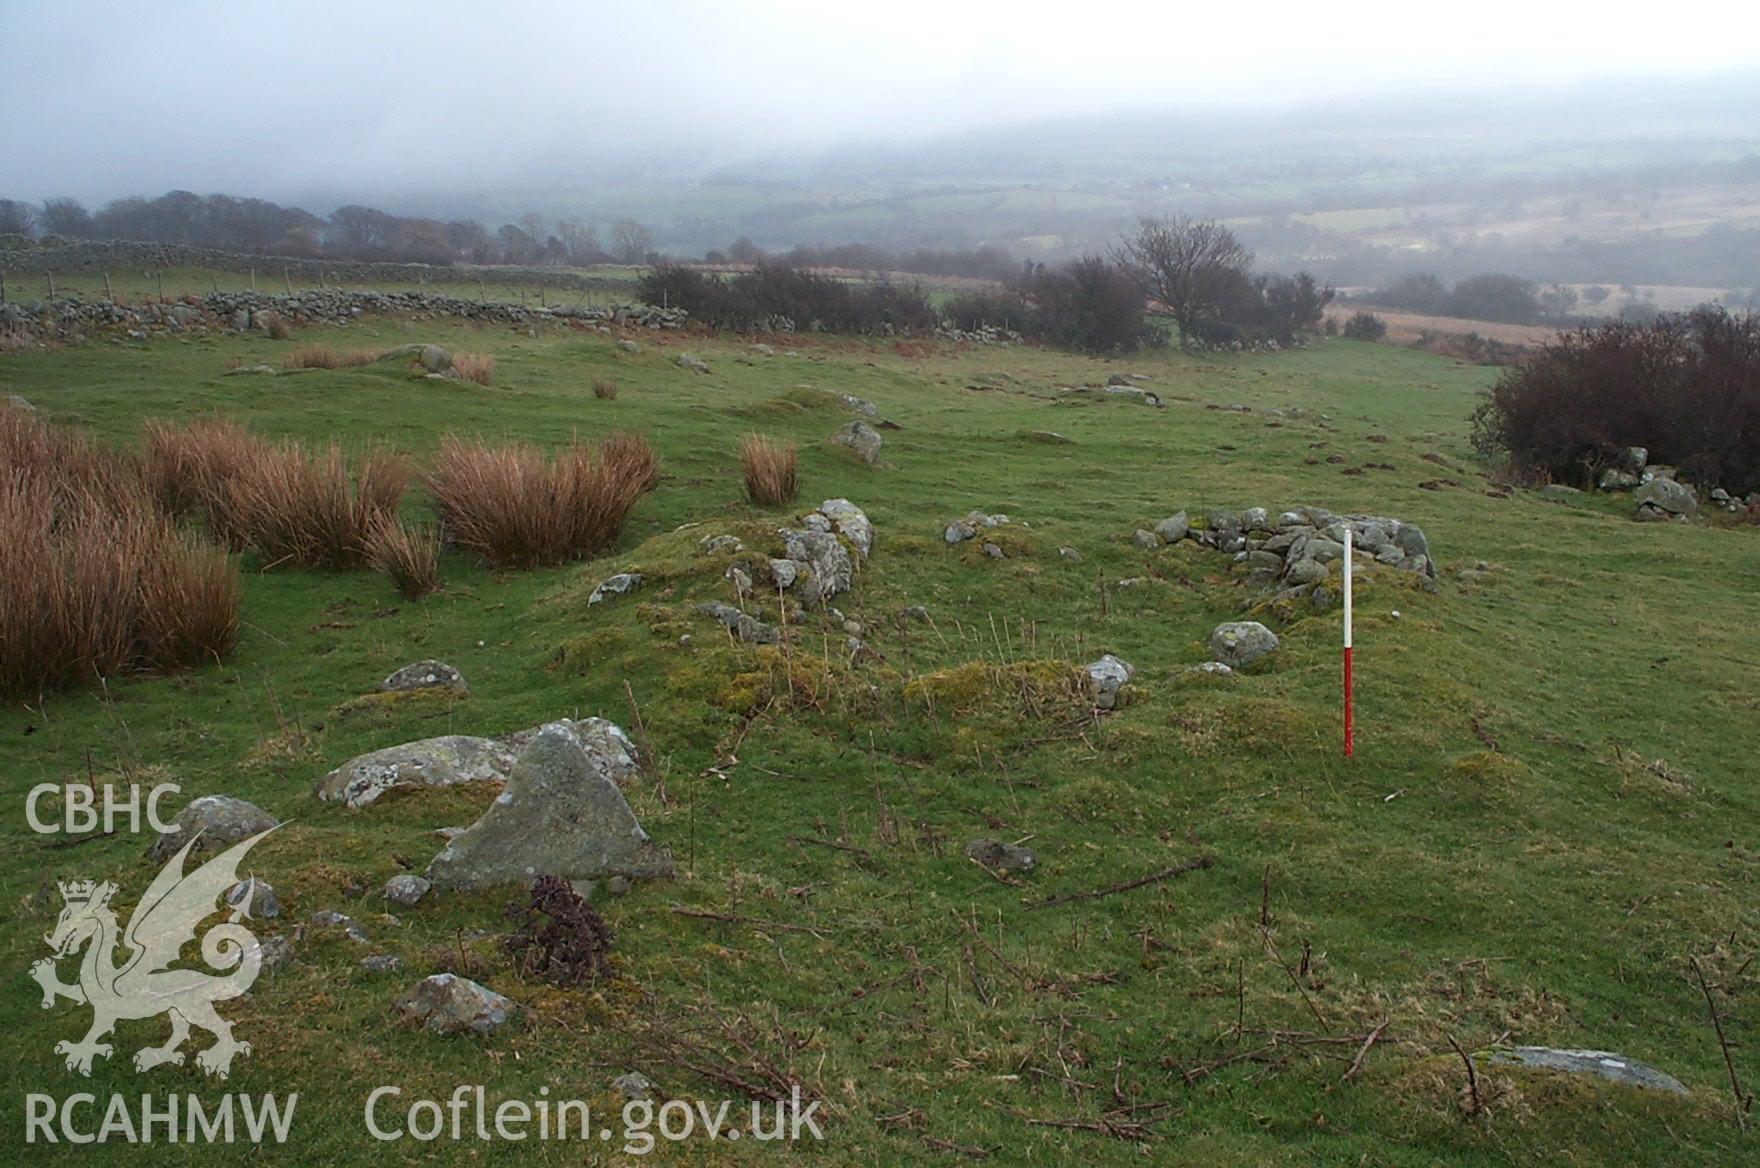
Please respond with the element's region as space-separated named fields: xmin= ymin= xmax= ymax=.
xmin=1342 ymin=526 xmax=1354 ymax=758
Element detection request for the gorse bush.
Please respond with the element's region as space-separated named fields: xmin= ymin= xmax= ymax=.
xmin=1343 ymin=311 xmax=1388 ymax=341
xmin=1472 ymin=307 xmax=1760 ymax=494
xmin=739 ymin=433 xmax=798 ymax=505
xmin=425 ymin=433 xmax=658 ymax=568
xmin=0 ymin=405 xmax=238 ymax=697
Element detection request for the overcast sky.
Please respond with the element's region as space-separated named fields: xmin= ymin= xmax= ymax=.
xmin=3 ymin=0 xmax=1758 ymax=204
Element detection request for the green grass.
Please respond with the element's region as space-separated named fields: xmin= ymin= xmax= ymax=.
xmin=1 ymin=322 xmax=1756 ymax=1164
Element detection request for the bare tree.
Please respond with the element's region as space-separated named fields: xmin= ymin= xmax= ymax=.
xmin=1115 ymin=216 xmax=1252 ymax=350
xmin=610 ymin=218 xmax=654 ymax=265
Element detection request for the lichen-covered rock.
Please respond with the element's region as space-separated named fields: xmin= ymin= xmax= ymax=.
xmin=1634 ymin=477 xmax=1698 ymax=519
xmin=1485 ymin=1047 xmax=1686 ymax=1095
xmin=396 ymin=973 xmax=517 ymax=1035
xmin=965 ymin=838 xmax=1036 ymax=872
xmin=1209 ymin=621 xmax=1279 ymax=669
xmin=383 ymin=874 xmax=432 ymax=907
xmin=696 ymin=601 xmax=779 ymax=644
xmin=148 ymin=795 xmax=278 ymax=860
xmin=676 ymin=352 xmax=710 ymax=373
xmin=423 ymin=724 xmax=674 ymax=890
xmin=1085 ymin=654 xmax=1134 ymax=710
xmin=225 ymin=877 xmax=279 ymax=919
xmin=378 ymin=659 xmax=468 ymax=695
xmin=316 ymin=735 xmax=517 ymax=809
xmin=587 ymin=572 xmax=643 ymax=605
xmin=818 ymin=498 xmax=873 ymax=558
xmin=1154 ymin=512 xmax=1189 ymax=543
xmin=831 ymin=420 xmax=883 ymax=465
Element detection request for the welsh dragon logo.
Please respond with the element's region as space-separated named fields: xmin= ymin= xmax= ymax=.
xmin=30 ymin=828 xmax=276 ymax=1079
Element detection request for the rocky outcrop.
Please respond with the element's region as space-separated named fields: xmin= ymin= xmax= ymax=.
xmin=1209 ymin=622 xmax=1280 ymax=669
xmin=396 ymin=973 xmax=517 ymax=1036
xmin=378 ymin=659 xmax=468 ymax=695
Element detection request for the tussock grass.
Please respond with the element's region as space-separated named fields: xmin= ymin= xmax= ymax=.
xmin=739 ymin=433 xmax=798 ymax=505
xmin=143 ymin=416 xmax=271 ymax=518
xmin=365 ymin=515 xmax=443 ymax=599
xmin=219 ymin=442 xmax=409 ymax=568
xmin=0 ymin=406 xmax=238 ymax=696
xmin=425 ymin=433 xmax=658 ymax=568
xmin=453 ymin=351 xmax=495 ymax=386
xmin=592 ymin=375 xmax=619 ymax=400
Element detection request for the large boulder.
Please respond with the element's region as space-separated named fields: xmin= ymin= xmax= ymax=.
xmin=1209 ymin=621 xmax=1279 ymax=669
xmin=424 ymin=724 xmax=674 ymax=891
xmin=149 ymin=795 xmax=278 ymax=860
xmin=831 ymin=420 xmax=883 ymax=466
xmin=376 ymin=344 xmax=453 ymax=375
xmin=395 ymin=974 xmax=517 ymax=1036
xmin=781 ymin=526 xmax=853 ymax=603
xmin=1084 ymin=655 xmax=1134 ymax=710
xmin=1634 ymin=477 xmax=1698 ymax=519
xmin=316 ymin=735 xmax=518 ymax=809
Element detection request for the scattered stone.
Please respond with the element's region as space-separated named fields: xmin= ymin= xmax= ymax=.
xmin=749 ymin=342 xmax=774 ymax=356
xmin=835 ymin=392 xmax=879 ymax=416
xmin=831 ymin=419 xmax=883 ymax=465
xmin=396 ymin=973 xmax=517 ymax=1036
xmin=309 ymin=909 xmax=370 ymax=944
xmin=257 ymin=935 xmax=294 ymax=974
xmin=900 ymin=605 xmax=930 ymax=622
xmin=818 ymin=498 xmax=874 ymax=558
xmin=378 ymin=659 xmax=468 ymax=695
xmin=1209 ymin=621 xmax=1279 ymax=669
xmin=376 ymin=343 xmax=454 ymax=375
xmin=224 ymin=364 xmax=278 ymax=376
xmin=588 ymin=572 xmax=643 ymax=605
xmin=1539 ymin=484 xmax=1582 ymax=499
xmin=1058 ymin=546 xmax=1082 ymax=562
xmin=1022 ymin=429 xmax=1072 ymax=444
xmin=698 ymin=534 xmax=743 ymax=554
xmin=981 ymin=542 xmax=1005 ymax=559
xmin=424 ymin=724 xmax=675 ymax=891
xmin=965 ymin=838 xmax=1036 ymax=872
xmin=1187 ymin=661 xmax=1235 ymax=676
xmin=1085 ymin=654 xmax=1134 ymax=710
xmin=1154 ymin=512 xmax=1189 ymax=543
xmin=676 ymin=352 xmax=710 ymax=373
xmin=944 ymin=521 xmax=977 ymax=544
xmin=696 ymin=600 xmax=779 ymax=643
xmin=225 ymin=877 xmax=279 ymax=919
xmin=1132 ymin=528 xmax=1160 ymax=550
xmin=383 ymin=874 xmax=432 ymax=907
xmin=317 ymin=735 xmax=518 ymax=809
xmin=616 ymin=339 xmax=640 ymax=353
xmin=148 ymin=795 xmax=278 ymax=861
xmin=361 ymin=954 xmax=403 ymax=973
xmin=1485 ymin=1047 xmax=1686 ymax=1095
xmin=613 ymin=1072 xmax=655 ymax=1102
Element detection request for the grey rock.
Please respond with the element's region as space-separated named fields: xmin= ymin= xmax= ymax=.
xmin=309 ymin=909 xmax=369 ymax=944
xmin=676 ymin=352 xmax=710 ymax=373
xmin=499 ymin=717 xmax=640 ymax=786
xmin=317 ymin=735 xmax=518 ymax=809
xmin=965 ymin=838 xmax=1036 ymax=872
xmin=376 ymin=343 xmax=453 ymax=374
xmin=1284 ymin=558 xmax=1328 ymax=586
xmin=1485 ymin=1047 xmax=1686 ymax=1095
xmin=613 ymin=1072 xmax=654 ymax=1102
xmin=257 ymin=935 xmax=294 ymax=974
xmin=6 ymin=393 xmax=36 ymax=411
xmin=361 ymin=954 xmax=403 ymax=973
xmin=725 ymin=565 xmax=753 ymax=597
xmin=696 ymin=601 xmax=779 ymax=644
xmin=225 ymin=877 xmax=279 ymax=919
xmin=1619 ymin=446 xmax=1648 ymax=473
xmin=1634 ymin=477 xmax=1698 ymax=517
xmin=944 ymin=522 xmax=977 ymax=544
xmin=1209 ymin=621 xmax=1279 ymax=669
xmin=588 ymin=572 xmax=643 ymax=605
xmin=835 ymin=392 xmax=879 ymax=416
xmin=768 ymin=558 xmax=799 ymax=588
xmin=699 ymin=534 xmax=743 ymax=554
xmin=749 ymin=342 xmax=774 ymax=356
xmin=1154 ymin=512 xmax=1189 ymax=543
xmin=378 ymin=659 xmax=468 ymax=695
xmin=1598 ymin=467 xmax=1641 ymax=491
xmin=149 ymin=795 xmax=278 ymax=861
xmin=782 ymin=526 xmax=853 ymax=601
xmin=818 ymin=498 xmax=873 ymax=558
xmin=1187 ymin=661 xmax=1235 ymax=676
xmin=1241 ymin=507 xmax=1270 ymax=531
xmin=424 ymin=724 xmax=674 ymax=890
xmin=396 ymin=973 xmax=517 ymax=1036
xmin=1132 ymin=528 xmax=1160 ymax=550
xmin=981 ymin=541 xmax=1005 ymax=559
xmin=1058 ymin=545 xmax=1082 ymax=562
xmin=1539 ymin=484 xmax=1581 ymax=499
xmin=831 ymin=420 xmax=883 ymax=465
xmin=1085 ymin=654 xmax=1134 ymax=710
xmin=383 ymin=874 xmax=432 ymax=907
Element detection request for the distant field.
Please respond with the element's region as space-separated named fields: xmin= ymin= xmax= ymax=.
xmin=1323 ymin=304 xmax=1560 ymax=346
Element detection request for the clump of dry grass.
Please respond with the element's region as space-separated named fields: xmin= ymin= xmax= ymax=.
xmin=0 ymin=405 xmax=239 ymax=697
xmin=264 ymin=314 xmax=293 ymax=341
xmin=739 ymin=433 xmax=798 ymax=505
xmin=424 ymin=432 xmax=658 ymax=568
xmin=454 ymin=352 xmax=495 ymax=386
xmin=282 ymin=344 xmax=382 ymax=371
xmin=143 ymin=416 xmax=271 ymax=519
xmin=219 ymin=443 xmax=409 ymax=568
xmin=592 ymin=376 xmax=619 ymax=400
xmin=365 ymin=515 xmax=443 ymax=599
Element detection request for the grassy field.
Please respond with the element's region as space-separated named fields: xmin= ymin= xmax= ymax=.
xmin=1 ymin=318 xmax=1756 ymax=1164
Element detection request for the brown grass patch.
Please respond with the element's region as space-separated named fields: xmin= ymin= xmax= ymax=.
xmin=218 ymin=443 xmax=409 ymax=568
xmin=282 ymin=344 xmax=383 ymax=371
xmin=453 ymin=351 xmax=495 ymax=386
xmin=365 ymin=516 xmax=442 ymax=599
xmin=592 ymin=375 xmax=619 ymax=400
xmin=739 ymin=433 xmax=798 ymax=506
xmin=1 ymin=405 xmax=239 ymax=696
xmin=424 ymin=433 xmax=658 ymax=568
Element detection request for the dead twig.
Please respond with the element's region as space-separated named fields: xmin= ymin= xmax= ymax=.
xmin=1691 ymin=955 xmax=1752 ymax=1131
xmin=1031 ymin=855 xmax=1212 ymax=909
xmin=669 ymin=907 xmax=830 ymax=938
xmin=1446 ymin=1034 xmax=1482 ymax=1118
xmin=1339 ymin=1019 xmax=1389 ymax=1084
